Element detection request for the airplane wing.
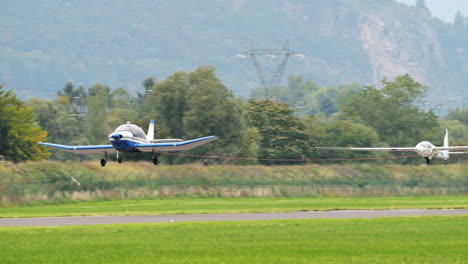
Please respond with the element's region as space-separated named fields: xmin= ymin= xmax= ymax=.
xmin=135 ymin=136 xmax=218 ymax=152
xmin=315 ymin=147 xmax=415 ymax=152
xmin=39 ymin=136 xmax=217 ymax=154
xmin=434 ymin=146 xmax=468 ymax=151
xmin=38 ymin=142 xmax=117 ymax=154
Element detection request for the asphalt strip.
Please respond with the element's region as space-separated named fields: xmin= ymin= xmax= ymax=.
xmin=1 ymin=209 xmax=467 ymax=227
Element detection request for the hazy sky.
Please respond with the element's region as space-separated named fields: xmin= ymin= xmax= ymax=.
xmin=395 ymin=0 xmax=468 ymax=22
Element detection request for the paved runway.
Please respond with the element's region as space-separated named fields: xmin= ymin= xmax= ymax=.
xmin=1 ymin=209 xmax=467 ymax=227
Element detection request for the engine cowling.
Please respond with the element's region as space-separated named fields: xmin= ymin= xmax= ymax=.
xmin=111 ymin=133 xmax=123 ymax=140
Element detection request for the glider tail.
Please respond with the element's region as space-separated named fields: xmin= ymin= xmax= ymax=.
xmin=442 ymin=129 xmax=450 ymax=160
xmin=147 ymin=120 xmax=155 ymax=141
xmin=444 ymin=129 xmax=449 ymax=148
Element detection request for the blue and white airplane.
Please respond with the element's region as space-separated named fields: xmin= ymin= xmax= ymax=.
xmin=39 ymin=120 xmax=217 ymax=166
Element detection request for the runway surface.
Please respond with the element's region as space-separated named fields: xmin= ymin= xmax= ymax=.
xmin=1 ymin=209 xmax=467 ymax=227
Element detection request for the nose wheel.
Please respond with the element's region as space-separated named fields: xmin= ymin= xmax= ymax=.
xmin=117 ymin=152 xmax=123 ymax=163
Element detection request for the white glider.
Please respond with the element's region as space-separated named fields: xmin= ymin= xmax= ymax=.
xmin=315 ymin=129 xmax=468 ymax=164
xmin=39 ymin=120 xmax=217 ymax=166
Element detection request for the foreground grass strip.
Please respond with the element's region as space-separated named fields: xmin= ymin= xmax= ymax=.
xmin=0 ymin=216 xmax=466 ymax=264
xmin=3 ymin=162 xmax=467 ymax=201
xmin=0 ymin=196 xmax=467 ymax=218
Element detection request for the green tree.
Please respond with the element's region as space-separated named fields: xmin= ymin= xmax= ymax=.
xmin=135 ymin=77 xmax=157 ymax=120
xmin=305 ymin=115 xmax=380 ymax=160
xmin=315 ymin=87 xmax=340 ymax=116
xmin=0 ymin=85 xmax=49 ymax=162
xmin=245 ymin=99 xmax=313 ymax=164
xmin=446 ymin=107 xmax=468 ymax=126
xmin=184 ymin=66 xmax=243 ymax=143
xmin=58 ymin=81 xmax=87 ymax=109
xmin=251 ymin=75 xmax=320 ymax=116
xmin=183 ymin=67 xmax=244 ymax=163
xmin=439 ymin=119 xmax=468 ymax=145
xmin=236 ymin=127 xmax=261 ymax=164
xmin=143 ymin=67 xmax=244 ymax=164
xmin=150 ymin=71 xmax=189 ymax=138
xmin=280 ymin=75 xmax=320 ymax=107
xmin=438 ymin=119 xmax=468 ymax=163
xmin=339 ymin=74 xmax=439 ymax=147
xmin=142 ymin=77 xmax=156 ymax=92
xmin=85 ymin=84 xmax=111 ymax=144
xmin=250 ymin=75 xmax=362 ymax=118
xmin=27 ymin=98 xmax=85 ymax=160
xmin=106 ymin=88 xmax=137 ymax=130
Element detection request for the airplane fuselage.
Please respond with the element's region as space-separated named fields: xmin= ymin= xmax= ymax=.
xmin=108 ymin=124 xmax=185 ymax=153
xmin=109 ymin=131 xmax=145 ymax=152
xmin=414 ymin=141 xmax=449 ymax=160
xmin=110 ymin=138 xmax=143 ymax=152
xmin=109 ymin=124 xmax=148 ymax=152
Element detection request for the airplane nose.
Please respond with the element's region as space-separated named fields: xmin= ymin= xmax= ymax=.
xmin=111 ymin=133 xmax=123 ymax=140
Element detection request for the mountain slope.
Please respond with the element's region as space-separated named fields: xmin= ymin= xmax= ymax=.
xmin=1 ymin=0 xmax=467 ymax=106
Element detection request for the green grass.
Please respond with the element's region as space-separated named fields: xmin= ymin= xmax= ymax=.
xmin=1 ymin=196 xmax=467 ymax=218
xmin=0 ymin=216 xmax=466 ymax=263
xmin=2 ymin=162 xmax=468 ymax=203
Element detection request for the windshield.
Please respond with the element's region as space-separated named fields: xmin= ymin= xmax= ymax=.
xmin=115 ymin=124 xmax=147 ymax=139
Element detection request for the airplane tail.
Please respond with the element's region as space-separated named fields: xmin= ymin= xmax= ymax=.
xmin=443 ymin=129 xmax=468 ymax=155
xmin=444 ymin=129 xmax=449 ymax=148
xmin=442 ymin=129 xmax=449 ymax=160
xmin=147 ymin=120 xmax=155 ymax=141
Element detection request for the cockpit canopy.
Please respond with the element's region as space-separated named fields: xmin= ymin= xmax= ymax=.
xmin=115 ymin=124 xmax=147 ymax=139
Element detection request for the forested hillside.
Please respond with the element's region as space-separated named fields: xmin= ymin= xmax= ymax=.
xmin=1 ymin=0 xmax=468 ymax=106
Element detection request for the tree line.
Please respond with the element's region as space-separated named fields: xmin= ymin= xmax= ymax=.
xmin=1 ymin=66 xmax=468 ymax=164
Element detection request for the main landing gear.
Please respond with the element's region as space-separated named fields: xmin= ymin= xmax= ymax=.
xmin=100 ymin=152 xmax=159 ymax=166
xmin=100 ymin=158 xmax=107 ymax=167
xmin=101 ymin=152 xmax=108 ymax=167
xmin=424 ymin=157 xmax=431 ymax=165
xmin=152 ymin=150 xmax=159 ymax=165
xmin=152 ymin=154 xmax=159 ymax=165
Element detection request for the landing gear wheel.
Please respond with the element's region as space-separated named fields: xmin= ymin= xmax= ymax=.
xmin=424 ymin=157 xmax=431 ymax=165
xmin=152 ymin=155 xmax=159 ymax=165
xmin=100 ymin=158 xmax=107 ymax=167
xmin=117 ymin=154 xmax=123 ymax=164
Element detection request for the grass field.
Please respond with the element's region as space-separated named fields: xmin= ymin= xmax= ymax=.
xmin=0 ymin=216 xmax=466 ymax=264
xmin=1 ymin=196 xmax=467 ymax=218
xmin=2 ymin=162 xmax=467 ymax=203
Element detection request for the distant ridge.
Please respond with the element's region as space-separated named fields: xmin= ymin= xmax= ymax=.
xmin=1 ymin=0 xmax=467 ymax=106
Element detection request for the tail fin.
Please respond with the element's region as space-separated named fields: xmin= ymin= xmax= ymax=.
xmin=442 ymin=129 xmax=449 ymax=160
xmin=444 ymin=129 xmax=449 ymax=148
xmin=147 ymin=120 xmax=155 ymax=141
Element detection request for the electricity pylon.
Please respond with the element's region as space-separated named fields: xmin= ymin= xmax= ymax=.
xmin=238 ymin=41 xmax=301 ymax=89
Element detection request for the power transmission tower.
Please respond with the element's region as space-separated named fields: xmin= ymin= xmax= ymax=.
xmin=239 ymin=41 xmax=301 ymax=89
